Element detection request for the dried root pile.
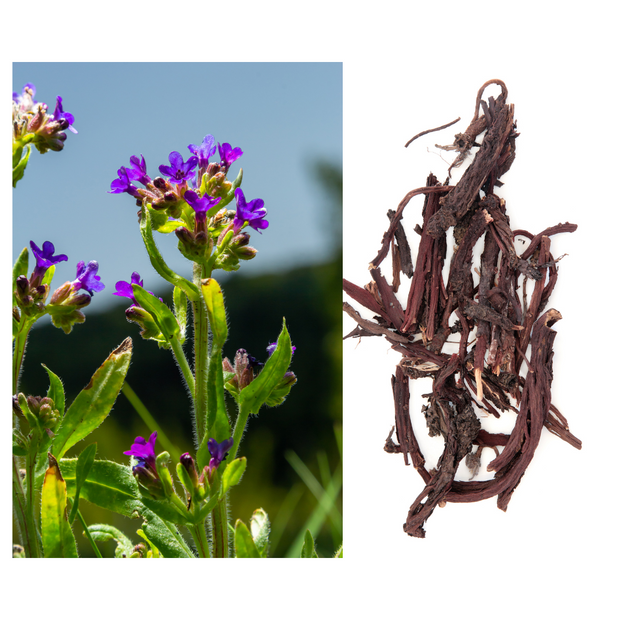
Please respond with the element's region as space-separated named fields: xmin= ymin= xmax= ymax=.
xmin=343 ymin=79 xmax=581 ymax=538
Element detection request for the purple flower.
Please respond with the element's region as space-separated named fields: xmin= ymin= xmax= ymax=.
xmin=52 ymin=96 xmax=77 ymax=134
xmin=233 ymin=188 xmax=269 ymax=234
xmin=114 ymin=272 xmax=144 ymax=306
xmin=184 ymin=189 xmax=222 ymax=224
xmin=159 ymin=151 xmax=198 ymax=185
xmin=127 ymin=154 xmax=151 ymax=185
xmin=109 ymin=166 xmax=141 ymax=198
xmin=124 ymin=431 xmax=158 ymax=471
xmin=114 ymin=272 xmax=162 ymax=307
xmin=218 ymin=142 xmax=243 ymax=171
xmin=207 ymin=437 xmax=234 ymax=474
xmin=30 ymin=240 xmax=68 ymax=285
xmin=267 ymin=342 xmax=296 ymax=357
xmin=71 ymin=261 xmax=105 ymax=296
xmin=188 ymin=135 xmax=217 ymax=169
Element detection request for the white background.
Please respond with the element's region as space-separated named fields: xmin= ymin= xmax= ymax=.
xmin=5 ymin=1 xmax=618 ymax=618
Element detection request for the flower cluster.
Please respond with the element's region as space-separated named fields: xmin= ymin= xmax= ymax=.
xmin=126 ymin=432 xmax=234 ymax=500
xmin=223 ymin=342 xmax=297 ymax=405
xmin=13 ymin=240 xmax=104 ymax=333
xmin=13 ymin=83 xmax=77 ymax=154
xmin=109 ymin=135 xmax=267 ymax=270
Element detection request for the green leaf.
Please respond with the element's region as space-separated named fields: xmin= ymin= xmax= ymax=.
xmin=334 ymin=544 xmax=343 ymax=558
xmin=239 ymin=320 xmax=292 ymax=414
xmin=139 ymin=510 xmax=194 ymax=558
xmin=300 ymin=530 xmax=318 ymax=558
xmin=140 ymin=204 xmax=200 ymax=301
xmin=68 ymin=442 xmax=97 ymax=524
xmin=173 ymin=286 xmax=188 ymax=341
xmin=132 ymin=285 xmax=179 ymax=341
xmin=52 ymin=338 xmax=132 ymax=459
xmin=60 ymin=458 xmax=193 ymax=558
xmin=201 ymin=278 xmax=228 ymax=347
xmin=155 ymin=218 xmax=185 ymax=234
xmin=42 ymin=263 xmax=56 ymax=287
xmin=220 ymin=457 xmax=247 ymax=497
xmin=87 ymin=524 xmax=134 ymax=558
xmin=61 ymin=458 xmax=141 ymax=516
xmin=43 ymin=364 xmax=65 ymax=418
xmin=41 ymin=454 xmax=79 ymax=558
xmin=12 ymin=247 xmax=29 ymax=287
xmin=250 ymin=508 xmax=270 ymax=558
xmin=140 ymin=497 xmax=189 ymax=526
xmin=234 ymin=519 xmax=260 ymax=558
xmin=13 ymin=144 xmax=32 ymax=187
xmin=13 ymin=443 xmax=28 ymax=457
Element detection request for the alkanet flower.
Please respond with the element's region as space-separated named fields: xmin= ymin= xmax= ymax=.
xmin=232 ymin=188 xmax=268 ymax=234
xmin=218 ymin=142 xmax=243 ymax=171
xmin=114 ymin=272 xmax=162 ymax=308
xmin=184 ymin=189 xmax=221 ymax=225
xmin=159 ymin=151 xmax=198 ymax=185
xmin=124 ymin=431 xmax=158 ymax=470
xmin=207 ymin=437 xmax=234 ymax=477
xmin=127 ymin=154 xmax=151 ymax=185
xmin=188 ymin=135 xmax=217 ymax=169
xmin=52 ymin=96 xmax=77 ymax=134
xmin=114 ymin=272 xmax=143 ymax=305
xmin=29 ymin=240 xmax=68 ymax=286
xmin=70 ymin=261 xmax=105 ymax=296
xmin=109 ymin=166 xmax=141 ymax=198
xmin=124 ymin=432 xmax=167 ymax=498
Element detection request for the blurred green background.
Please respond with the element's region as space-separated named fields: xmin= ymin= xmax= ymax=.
xmin=13 ymin=63 xmax=342 ymax=558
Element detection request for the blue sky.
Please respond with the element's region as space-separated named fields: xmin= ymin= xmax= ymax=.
xmin=12 ymin=63 xmax=342 ymax=311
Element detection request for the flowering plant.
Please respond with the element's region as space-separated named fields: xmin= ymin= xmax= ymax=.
xmin=12 ymin=82 xmax=336 ymax=558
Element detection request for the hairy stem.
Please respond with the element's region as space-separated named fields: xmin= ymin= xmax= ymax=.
xmin=13 ymin=455 xmax=41 ymax=557
xmin=192 ymin=263 xmax=210 ymax=445
xmin=188 ymin=522 xmax=211 ymax=558
xmin=211 ymin=497 xmax=229 ymax=558
xmin=13 ymin=318 xmax=35 ymax=394
xmin=169 ymin=336 xmax=196 ymax=400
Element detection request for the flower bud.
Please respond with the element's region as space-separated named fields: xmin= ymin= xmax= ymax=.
xmin=133 ymin=464 xmax=166 ymax=499
xmin=49 ymin=282 xmax=72 ymax=304
xmin=206 ymin=172 xmax=232 ymax=199
xmin=130 ymin=543 xmax=148 ymax=558
xmin=231 ymin=349 xmax=261 ymax=390
xmin=153 ymin=176 xmax=168 ymax=190
xmin=178 ymin=453 xmax=206 ymax=500
xmin=155 ymin=452 xmax=176 ymax=498
xmin=175 ymin=227 xmax=213 ymax=263
xmin=230 ymin=233 xmax=258 ymax=261
xmin=25 ymin=395 xmax=60 ymax=429
xmin=26 ymin=107 xmax=46 ymax=132
xmin=125 ymin=305 xmax=164 ymax=342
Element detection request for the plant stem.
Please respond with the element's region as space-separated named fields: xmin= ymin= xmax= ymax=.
xmin=192 ymin=263 xmax=209 ymax=444
xmin=188 ymin=523 xmax=211 ymax=558
xmin=211 ymin=497 xmax=229 ymax=558
xmin=169 ymin=336 xmax=195 ymax=400
xmin=12 ymin=455 xmax=41 ymax=558
xmin=13 ymin=318 xmax=35 ymax=394
xmin=230 ymin=403 xmax=251 ymax=463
